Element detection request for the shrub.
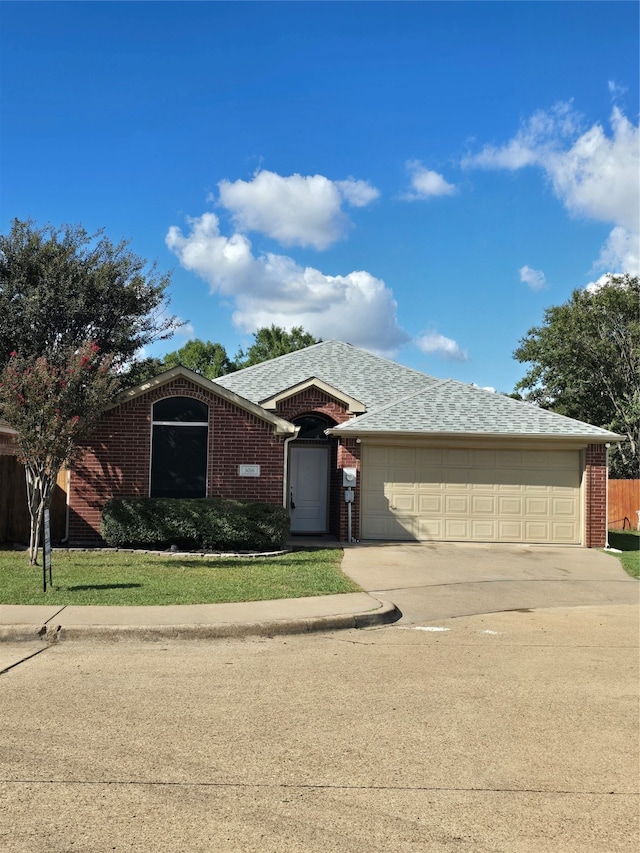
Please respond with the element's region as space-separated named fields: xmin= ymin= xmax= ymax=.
xmin=101 ymin=498 xmax=290 ymax=551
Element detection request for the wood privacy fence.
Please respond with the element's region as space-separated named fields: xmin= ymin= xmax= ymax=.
xmin=0 ymin=456 xmax=68 ymax=543
xmin=608 ymin=480 xmax=640 ymax=530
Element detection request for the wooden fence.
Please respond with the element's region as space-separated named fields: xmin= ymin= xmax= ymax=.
xmin=0 ymin=456 xmax=68 ymax=543
xmin=608 ymin=480 xmax=640 ymax=531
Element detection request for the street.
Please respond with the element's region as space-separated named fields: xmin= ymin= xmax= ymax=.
xmin=1 ymin=604 xmax=638 ymax=852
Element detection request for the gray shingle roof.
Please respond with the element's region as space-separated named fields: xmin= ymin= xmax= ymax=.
xmin=216 ymin=340 xmax=440 ymax=409
xmin=331 ymin=379 xmax=621 ymax=440
xmin=217 ymin=340 xmax=620 ymax=442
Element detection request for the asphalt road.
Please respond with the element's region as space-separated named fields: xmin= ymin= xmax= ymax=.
xmin=1 ymin=603 xmax=638 ymax=852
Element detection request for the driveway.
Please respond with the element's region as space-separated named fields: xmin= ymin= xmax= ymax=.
xmin=342 ymin=541 xmax=639 ymax=623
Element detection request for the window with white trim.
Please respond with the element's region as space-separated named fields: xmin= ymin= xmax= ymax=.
xmin=150 ymin=397 xmax=208 ymax=498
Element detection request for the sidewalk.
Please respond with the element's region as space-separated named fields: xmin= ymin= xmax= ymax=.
xmin=0 ymin=593 xmax=400 ymax=643
xmin=1 ymin=537 xmax=401 ymax=642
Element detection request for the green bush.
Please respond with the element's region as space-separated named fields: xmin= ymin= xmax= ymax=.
xmin=101 ymin=498 xmax=290 ymax=552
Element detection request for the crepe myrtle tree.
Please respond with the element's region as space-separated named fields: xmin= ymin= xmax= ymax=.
xmin=0 ymin=218 xmax=180 ymax=565
xmin=0 ymin=342 xmax=120 ymax=565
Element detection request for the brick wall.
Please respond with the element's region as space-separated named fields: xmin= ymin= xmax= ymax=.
xmin=274 ymin=388 xmax=354 ymax=425
xmin=337 ymin=438 xmax=361 ymax=541
xmin=68 ymin=377 xmax=288 ymax=543
xmin=585 ymin=443 xmax=607 ymax=548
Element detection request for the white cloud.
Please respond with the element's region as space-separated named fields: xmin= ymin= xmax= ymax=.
xmin=217 ymin=170 xmax=379 ymax=250
xmin=463 ymin=102 xmax=640 ymax=274
xmin=402 ymin=160 xmax=456 ymax=200
xmin=335 ymin=178 xmax=380 ymax=207
xmin=608 ymin=80 xmax=627 ymax=100
xmin=519 ymin=265 xmax=547 ymax=291
xmin=416 ymin=331 xmax=468 ymax=362
xmin=166 ymin=212 xmax=409 ymax=355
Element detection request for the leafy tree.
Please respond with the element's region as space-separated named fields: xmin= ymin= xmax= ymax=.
xmin=513 ymin=274 xmax=640 ymax=478
xmin=235 ymin=325 xmax=320 ymax=369
xmin=0 ymin=218 xmax=180 ymax=564
xmin=0 ymin=219 xmax=180 ymax=369
xmin=0 ymin=343 xmax=119 ymax=563
xmin=119 ymin=356 xmax=167 ymax=389
xmin=163 ymin=339 xmax=234 ymax=379
xmin=121 ymin=329 xmax=317 ymax=388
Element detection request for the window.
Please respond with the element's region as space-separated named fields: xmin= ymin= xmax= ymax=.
xmin=292 ymin=414 xmax=335 ymax=440
xmin=150 ymin=397 xmax=208 ymax=498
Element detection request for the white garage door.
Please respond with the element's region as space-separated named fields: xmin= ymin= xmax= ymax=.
xmin=361 ymin=446 xmax=582 ymax=544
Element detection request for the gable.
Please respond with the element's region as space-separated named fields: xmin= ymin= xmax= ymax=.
xmin=261 ymin=377 xmax=366 ymax=414
xmin=112 ymin=365 xmax=296 ymax=436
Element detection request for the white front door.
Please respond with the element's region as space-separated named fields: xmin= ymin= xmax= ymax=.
xmin=289 ymin=446 xmax=329 ymax=533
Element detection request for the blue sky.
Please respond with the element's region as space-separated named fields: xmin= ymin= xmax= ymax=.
xmin=1 ymin=1 xmax=638 ymax=393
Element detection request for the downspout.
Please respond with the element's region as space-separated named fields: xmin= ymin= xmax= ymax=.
xmin=282 ymin=427 xmax=300 ymax=509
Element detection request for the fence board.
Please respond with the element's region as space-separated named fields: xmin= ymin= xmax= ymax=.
xmin=0 ymin=457 xmax=67 ymax=543
xmin=608 ymin=480 xmax=640 ymax=530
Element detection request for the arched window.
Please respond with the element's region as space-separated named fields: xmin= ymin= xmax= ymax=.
xmin=292 ymin=414 xmax=335 ymax=440
xmin=150 ymin=397 xmax=208 ymax=498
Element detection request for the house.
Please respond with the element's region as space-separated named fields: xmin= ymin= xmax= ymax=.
xmin=66 ymin=340 xmax=620 ymax=548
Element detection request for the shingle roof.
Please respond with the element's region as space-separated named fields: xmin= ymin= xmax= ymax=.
xmin=216 ymin=340 xmax=620 ymax=442
xmin=216 ymin=340 xmax=439 ymax=408
xmin=331 ymin=379 xmax=621 ymax=440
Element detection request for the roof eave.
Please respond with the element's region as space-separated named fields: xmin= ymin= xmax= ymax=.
xmin=327 ymin=428 xmax=624 ymax=443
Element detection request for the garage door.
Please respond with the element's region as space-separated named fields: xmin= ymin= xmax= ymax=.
xmin=361 ymin=446 xmax=582 ymax=544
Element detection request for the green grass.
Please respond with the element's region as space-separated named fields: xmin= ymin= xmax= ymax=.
xmin=606 ymin=530 xmax=640 ymax=579
xmin=0 ymin=547 xmax=359 ymax=605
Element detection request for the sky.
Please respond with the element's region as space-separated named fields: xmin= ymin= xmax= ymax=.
xmin=1 ymin=1 xmax=638 ymax=393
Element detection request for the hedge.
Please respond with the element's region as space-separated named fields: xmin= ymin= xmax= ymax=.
xmin=101 ymin=497 xmax=290 ymax=552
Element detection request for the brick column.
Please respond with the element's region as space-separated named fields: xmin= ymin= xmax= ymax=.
xmin=337 ymin=439 xmax=361 ymax=542
xmin=585 ymin=444 xmax=607 ymax=548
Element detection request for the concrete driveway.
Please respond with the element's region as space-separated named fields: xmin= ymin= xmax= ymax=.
xmin=342 ymin=541 xmax=639 ymax=623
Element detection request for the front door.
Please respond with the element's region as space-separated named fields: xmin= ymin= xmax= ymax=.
xmin=289 ymin=445 xmax=329 ymax=533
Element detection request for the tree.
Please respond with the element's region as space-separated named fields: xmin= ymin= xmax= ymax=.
xmin=0 ymin=343 xmax=119 ymax=563
xmin=235 ymin=325 xmax=320 ymax=369
xmin=0 ymin=218 xmax=180 ymax=564
xmin=513 ymin=274 xmax=640 ymax=478
xmin=163 ymin=339 xmax=234 ymax=379
xmin=0 ymin=219 xmax=180 ymax=369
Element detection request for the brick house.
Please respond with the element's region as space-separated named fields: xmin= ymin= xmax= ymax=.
xmin=66 ymin=340 xmax=620 ymax=547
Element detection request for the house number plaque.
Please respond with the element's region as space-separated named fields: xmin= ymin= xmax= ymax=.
xmin=239 ymin=465 xmax=261 ymax=477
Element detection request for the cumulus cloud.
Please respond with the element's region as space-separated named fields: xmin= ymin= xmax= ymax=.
xmin=463 ymin=102 xmax=639 ymax=274
xmin=519 ymin=265 xmax=547 ymax=291
xmin=402 ymin=160 xmax=456 ymax=200
xmin=416 ymin=331 xmax=468 ymax=362
xmin=217 ymin=170 xmax=379 ymax=250
xmin=166 ymin=212 xmax=409 ymax=355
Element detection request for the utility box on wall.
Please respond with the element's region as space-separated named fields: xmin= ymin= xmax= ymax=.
xmin=342 ymin=467 xmax=357 ymax=488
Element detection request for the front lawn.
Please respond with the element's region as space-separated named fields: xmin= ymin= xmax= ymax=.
xmin=0 ymin=547 xmax=359 ymax=605
xmin=606 ymin=531 xmax=640 ymax=579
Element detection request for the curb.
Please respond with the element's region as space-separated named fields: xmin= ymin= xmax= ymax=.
xmin=0 ymin=600 xmax=401 ymax=643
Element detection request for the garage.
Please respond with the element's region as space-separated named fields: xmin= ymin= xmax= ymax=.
xmin=361 ymin=444 xmax=582 ymax=544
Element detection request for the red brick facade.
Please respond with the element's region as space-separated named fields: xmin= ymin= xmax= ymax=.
xmin=585 ymin=443 xmax=608 ymax=548
xmin=68 ymin=376 xmax=288 ymax=543
xmin=65 ymin=376 xmax=612 ymax=547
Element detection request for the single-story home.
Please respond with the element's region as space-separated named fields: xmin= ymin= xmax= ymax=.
xmin=64 ymin=340 xmax=620 ymax=548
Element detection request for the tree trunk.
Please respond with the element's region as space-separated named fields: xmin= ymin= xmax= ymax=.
xmin=24 ymin=464 xmax=55 ymax=566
